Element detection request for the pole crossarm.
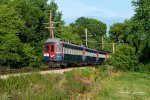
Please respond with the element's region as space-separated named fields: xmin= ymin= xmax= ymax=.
xmin=53 ymin=22 xmax=61 ymax=24
xmin=43 ymin=10 xmax=60 ymax=38
xmin=43 ymin=23 xmax=49 ymax=24
xmin=45 ymin=27 xmax=56 ymax=29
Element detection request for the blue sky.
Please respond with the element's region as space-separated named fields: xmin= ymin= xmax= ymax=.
xmin=52 ymin=0 xmax=135 ymax=28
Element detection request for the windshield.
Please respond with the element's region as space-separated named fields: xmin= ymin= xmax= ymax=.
xmin=51 ymin=45 xmax=54 ymax=52
xmin=45 ymin=46 xmax=49 ymax=52
xmin=56 ymin=45 xmax=61 ymax=52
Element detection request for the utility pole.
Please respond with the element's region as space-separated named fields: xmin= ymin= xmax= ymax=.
xmin=85 ymin=28 xmax=88 ymax=46
xmin=109 ymin=43 xmax=115 ymax=53
xmin=44 ymin=10 xmax=60 ymax=38
xmin=112 ymin=43 xmax=115 ymax=53
xmin=101 ymin=36 xmax=104 ymax=49
xmin=49 ymin=10 xmax=53 ymax=38
xmin=83 ymin=28 xmax=93 ymax=47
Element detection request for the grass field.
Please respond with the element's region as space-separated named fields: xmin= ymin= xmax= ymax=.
xmin=0 ymin=67 xmax=150 ymax=100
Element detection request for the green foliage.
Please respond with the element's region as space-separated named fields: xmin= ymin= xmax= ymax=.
xmin=22 ymin=44 xmax=36 ymax=66
xmin=109 ymin=23 xmax=125 ymax=42
xmin=59 ymin=26 xmax=82 ymax=44
xmin=0 ymin=34 xmax=37 ymax=68
xmin=129 ymin=0 xmax=150 ymax=63
xmin=109 ymin=0 xmax=150 ymax=64
xmin=11 ymin=0 xmax=62 ymax=43
xmin=0 ymin=34 xmax=22 ymax=68
xmin=103 ymin=36 xmax=114 ymax=53
xmin=70 ymin=17 xmax=107 ymax=49
xmin=0 ymin=4 xmax=24 ymax=35
xmin=74 ymin=17 xmax=106 ymax=36
xmin=134 ymin=64 xmax=150 ymax=72
xmin=108 ymin=44 xmax=139 ymax=71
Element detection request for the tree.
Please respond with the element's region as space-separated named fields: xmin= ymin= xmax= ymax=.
xmin=109 ymin=0 xmax=150 ymax=64
xmin=131 ymin=0 xmax=150 ymax=63
xmin=73 ymin=17 xmax=106 ymax=36
xmin=70 ymin=17 xmax=107 ymax=49
xmin=59 ymin=26 xmax=82 ymax=44
xmin=109 ymin=23 xmax=125 ymax=42
xmin=0 ymin=4 xmax=23 ymax=67
xmin=0 ymin=34 xmax=22 ymax=68
xmin=0 ymin=4 xmax=24 ymax=35
xmin=9 ymin=0 xmax=63 ymax=43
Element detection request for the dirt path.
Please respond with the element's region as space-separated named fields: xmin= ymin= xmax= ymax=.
xmin=0 ymin=67 xmax=88 ymax=79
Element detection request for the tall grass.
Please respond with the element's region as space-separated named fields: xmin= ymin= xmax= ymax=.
xmin=0 ymin=73 xmax=67 ymax=99
xmin=0 ymin=66 xmax=150 ymax=99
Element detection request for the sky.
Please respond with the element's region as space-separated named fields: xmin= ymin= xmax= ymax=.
xmin=52 ymin=0 xmax=135 ymax=29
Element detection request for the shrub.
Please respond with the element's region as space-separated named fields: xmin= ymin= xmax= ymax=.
xmin=134 ymin=64 xmax=150 ymax=72
xmin=108 ymin=44 xmax=139 ymax=71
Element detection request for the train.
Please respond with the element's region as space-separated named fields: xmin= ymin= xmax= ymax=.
xmin=43 ymin=38 xmax=108 ymax=67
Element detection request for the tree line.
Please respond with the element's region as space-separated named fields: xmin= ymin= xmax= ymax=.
xmin=108 ymin=0 xmax=150 ymax=71
xmin=0 ymin=0 xmax=149 ymax=71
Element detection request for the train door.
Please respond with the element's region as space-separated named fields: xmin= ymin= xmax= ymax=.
xmin=44 ymin=44 xmax=50 ymax=62
xmin=50 ymin=44 xmax=55 ymax=61
xmin=82 ymin=48 xmax=86 ymax=62
xmin=105 ymin=52 xmax=108 ymax=61
xmin=96 ymin=52 xmax=98 ymax=62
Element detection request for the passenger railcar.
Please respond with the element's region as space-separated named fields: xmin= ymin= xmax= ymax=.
xmin=43 ymin=38 xmax=108 ymax=67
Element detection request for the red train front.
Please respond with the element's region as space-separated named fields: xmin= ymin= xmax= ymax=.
xmin=43 ymin=38 xmax=63 ymax=63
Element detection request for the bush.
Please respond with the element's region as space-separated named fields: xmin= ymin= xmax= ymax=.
xmin=0 ymin=34 xmax=22 ymax=68
xmin=134 ymin=64 xmax=150 ymax=72
xmin=108 ymin=44 xmax=139 ymax=71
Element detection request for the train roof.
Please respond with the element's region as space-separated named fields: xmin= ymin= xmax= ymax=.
xmin=44 ymin=38 xmax=106 ymax=53
xmin=44 ymin=38 xmax=61 ymax=43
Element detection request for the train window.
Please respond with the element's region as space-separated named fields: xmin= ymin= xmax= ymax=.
xmin=70 ymin=49 xmax=72 ymax=54
xmin=67 ymin=48 xmax=68 ymax=54
xmin=51 ymin=45 xmax=54 ymax=52
xmin=45 ymin=46 xmax=49 ymax=52
xmin=68 ymin=48 xmax=70 ymax=54
xmin=56 ymin=45 xmax=61 ymax=52
xmin=65 ymin=48 xmax=67 ymax=54
xmin=69 ymin=49 xmax=71 ymax=54
xmin=67 ymin=48 xmax=69 ymax=54
xmin=71 ymin=49 xmax=73 ymax=54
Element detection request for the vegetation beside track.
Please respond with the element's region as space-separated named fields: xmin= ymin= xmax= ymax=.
xmin=0 ymin=66 xmax=149 ymax=100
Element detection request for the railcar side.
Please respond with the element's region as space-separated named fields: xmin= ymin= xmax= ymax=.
xmin=43 ymin=38 xmax=108 ymax=67
xmin=63 ymin=43 xmax=83 ymax=62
